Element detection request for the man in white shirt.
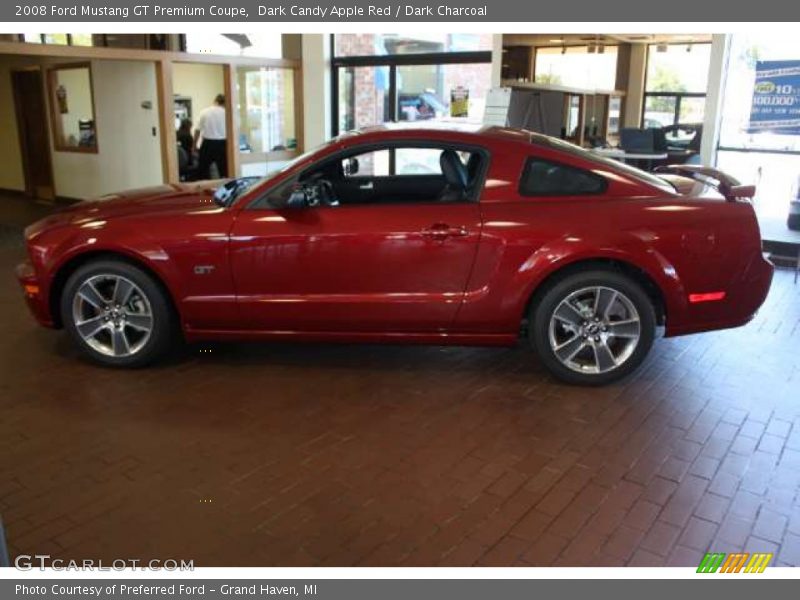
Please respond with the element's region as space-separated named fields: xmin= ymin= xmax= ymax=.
xmin=193 ymin=94 xmax=227 ymax=179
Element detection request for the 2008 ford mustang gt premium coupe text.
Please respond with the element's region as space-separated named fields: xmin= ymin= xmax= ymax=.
xmin=16 ymin=125 xmax=773 ymax=385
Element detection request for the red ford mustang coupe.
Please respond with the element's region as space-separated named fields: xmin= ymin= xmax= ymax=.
xmin=16 ymin=125 xmax=772 ymax=385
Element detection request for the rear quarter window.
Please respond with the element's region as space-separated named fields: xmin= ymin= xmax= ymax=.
xmin=519 ymin=158 xmax=607 ymax=197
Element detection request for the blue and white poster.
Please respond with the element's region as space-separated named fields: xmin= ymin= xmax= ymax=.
xmin=748 ymin=60 xmax=800 ymax=134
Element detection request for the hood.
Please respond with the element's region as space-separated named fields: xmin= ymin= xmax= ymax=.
xmin=80 ymin=179 xmax=226 ymax=215
xmin=27 ymin=180 xmax=228 ymax=238
xmin=25 ymin=179 xmax=226 ymax=240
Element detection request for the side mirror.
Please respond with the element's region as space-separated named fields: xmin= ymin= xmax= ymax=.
xmin=286 ymin=187 xmax=309 ymax=208
xmin=344 ymin=157 xmax=359 ymax=176
xmin=213 ymin=176 xmax=261 ymax=207
xmin=212 ymin=180 xmax=237 ymax=206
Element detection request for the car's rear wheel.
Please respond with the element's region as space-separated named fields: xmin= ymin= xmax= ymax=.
xmin=61 ymin=260 xmax=174 ymax=367
xmin=530 ymin=269 xmax=656 ymax=385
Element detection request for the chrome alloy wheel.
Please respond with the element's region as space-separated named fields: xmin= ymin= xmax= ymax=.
xmin=71 ymin=274 xmax=153 ymax=357
xmin=547 ymin=286 xmax=641 ymax=375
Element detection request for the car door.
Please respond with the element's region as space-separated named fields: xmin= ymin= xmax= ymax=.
xmin=228 ymin=145 xmax=484 ymax=333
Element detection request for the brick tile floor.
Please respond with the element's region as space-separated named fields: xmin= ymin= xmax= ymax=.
xmin=0 ymin=196 xmax=799 ymax=566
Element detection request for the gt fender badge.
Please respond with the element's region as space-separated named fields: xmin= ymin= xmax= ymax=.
xmin=193 ymin=265 xmax=215 ymax=275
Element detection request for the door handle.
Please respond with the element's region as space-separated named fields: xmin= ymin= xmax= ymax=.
xmin=421 ymin=224 xmax=469 ymax=240
xmin=359 ymin=182 xmax=374 ymax=190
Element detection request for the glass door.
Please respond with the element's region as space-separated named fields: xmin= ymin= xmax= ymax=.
xmin=237 ymin=65 xmax=297 ymax=177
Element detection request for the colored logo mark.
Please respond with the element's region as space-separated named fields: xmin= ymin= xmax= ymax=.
xmin=697 ymin=552 xmax=772 ymax=573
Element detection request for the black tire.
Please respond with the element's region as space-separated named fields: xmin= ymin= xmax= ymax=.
xmin=60 ymin=259 xmax=175 ymax=367
xmin=529 ymin=269 xmax=656 ymax=386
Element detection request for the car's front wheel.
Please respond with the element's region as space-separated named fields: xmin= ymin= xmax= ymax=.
xmin=61 ymin=260 xmax=174 ymax=367
xmin=530 ymin=269 xmax=656 ymax=385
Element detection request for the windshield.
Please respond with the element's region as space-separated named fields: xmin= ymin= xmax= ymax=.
xmin=530 ymin=133 xmax=677 ymax=195
xmin=229 ymin=136 xmax=349 ymax=203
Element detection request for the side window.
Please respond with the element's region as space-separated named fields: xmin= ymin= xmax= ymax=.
xmin=257 ymin=144 xmax=488 ymax=209
xmin=519 ymin=158 xmax=606 ymax=196
xmin=395 ymin=148 xmax=443 ymax=175
xmin=342 ymin=150 xmax=389 ymax=178
xmin=341 ymin=147 xmax=478 ymax=178
xmin=261 ymin=176 xmax=297 ymax=207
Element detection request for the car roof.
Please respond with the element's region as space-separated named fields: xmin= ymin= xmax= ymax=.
xmin=342 ymin=123 xmax=603 ymax=150
xmin=350 ymin=121 xmax=533 ymax=143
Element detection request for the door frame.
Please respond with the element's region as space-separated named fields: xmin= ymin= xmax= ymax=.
xmin=11 ymin=66 xmax=55 ymax=201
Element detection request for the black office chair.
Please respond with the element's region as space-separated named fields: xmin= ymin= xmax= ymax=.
xmin=178 ymin=146 xmax=200 ymax=182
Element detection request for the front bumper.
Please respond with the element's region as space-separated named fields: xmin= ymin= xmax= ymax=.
xmin=16 ymin=259 xmax=55 ymax=327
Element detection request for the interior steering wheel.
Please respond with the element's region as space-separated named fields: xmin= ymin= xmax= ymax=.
xmin=304 ymin=175 xmax=338 ymax=207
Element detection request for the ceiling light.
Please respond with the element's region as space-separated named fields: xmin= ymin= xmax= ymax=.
xmin=656 ymin=43 xmax=668 ymax=53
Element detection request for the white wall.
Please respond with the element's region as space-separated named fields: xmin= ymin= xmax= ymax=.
xmin=301 ymin=34 xmax=331 ymax=150
xmin=51 ymin=60 xmax=162 ymax=199
xmin=0 ymin=55 xmax=163 ymax=199
xmin=700 ymin=34 xmax=730 ymax=167
xmin=490 ymin=34 xmax=503 ymax=88
xmin=624 ymin=44 xmax=647 ymax=127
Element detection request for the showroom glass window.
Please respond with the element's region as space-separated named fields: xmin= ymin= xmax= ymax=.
xmin=533 ymin=45 xmax=618 ymax=90
xmin=643 ymin=43 xmax=711 ymax=131
xmin=716 ymin=34 xmax=800 ymax=217
xmin=332 ymin=34 xmax=493 ymax=136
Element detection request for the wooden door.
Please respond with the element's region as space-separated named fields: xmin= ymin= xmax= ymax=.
xmin=12 ymin=69 xmax=55 ymax=201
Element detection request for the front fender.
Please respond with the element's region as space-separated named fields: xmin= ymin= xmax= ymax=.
xmin=33 ymin=225 xmax=183 ymax=326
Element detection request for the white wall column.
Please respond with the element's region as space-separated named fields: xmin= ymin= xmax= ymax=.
xmin=624 ymin=44 xmax=647 ymax=127
xmin=490 ymin=34 xmax=504 ymax=88
xmin=700 ymin=34 xmax=731 ymax=167
xmin=301 ymin=34 xmax=332 ymax=150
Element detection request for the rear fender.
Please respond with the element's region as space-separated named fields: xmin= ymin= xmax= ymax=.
xmin=516 ymin=234 xmax=688 ymax=325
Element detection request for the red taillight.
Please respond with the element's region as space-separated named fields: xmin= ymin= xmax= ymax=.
xmin=689 ymin=291 xmax=726 ymax=303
